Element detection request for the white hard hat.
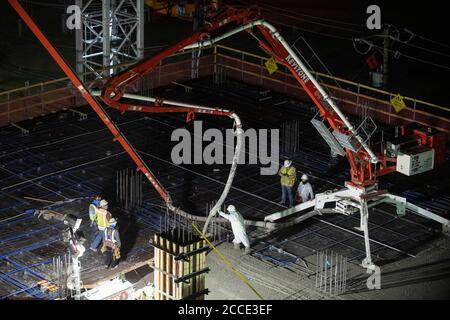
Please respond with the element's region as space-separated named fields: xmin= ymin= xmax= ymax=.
xmin=99 ymin=199 xmax=108 ymax=208
xmin=284 ymin=160 xmax=292 ymax=168
xmin=109 ymin=218 xmax=116 ymax=225
xmin=301 ymin=174 xmax=308 ymax=181
xmin=227 ymin=205 xmax=236 ymax=212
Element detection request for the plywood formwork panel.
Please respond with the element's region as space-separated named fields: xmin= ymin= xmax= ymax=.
xmin=153 ymin=230 xmax=208 ymax=300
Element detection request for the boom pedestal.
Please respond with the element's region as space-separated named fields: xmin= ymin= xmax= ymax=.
xmin=265 ymin=183 xmax=450 ymax=269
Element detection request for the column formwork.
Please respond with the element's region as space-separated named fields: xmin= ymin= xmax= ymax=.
xmin=152 ymin=228 xmax=209 ymax=300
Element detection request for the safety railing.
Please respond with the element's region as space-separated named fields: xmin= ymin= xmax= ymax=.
xmin=0 ymin=47 xmax=211 ymax=127
xmin=1 ymin=44 xmax=448 ymax=134
xmin=213 ymin=45 xmax=450 ymax=133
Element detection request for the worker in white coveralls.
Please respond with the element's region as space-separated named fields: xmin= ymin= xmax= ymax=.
xmin=296 ymin=174 xmax=314 ymax=203
xmin=218 ymin=205 xmax=250 ymax=254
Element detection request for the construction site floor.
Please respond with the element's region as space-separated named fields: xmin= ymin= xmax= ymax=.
xmin=1 ymin=76 xmax=449 ymax=299
xmin=207 ymin=238 xmax=450 ymax=300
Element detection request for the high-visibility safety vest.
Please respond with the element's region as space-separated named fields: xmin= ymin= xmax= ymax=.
xmin=96 ymin=208 xmax=111 ymax=230
xmin=103 ymin=229 xmax=117 ymax=248
xmin=279 ymin=166 xmax=296 ymax=187
xmin=89 ymin=204 xmax=98 ymax=223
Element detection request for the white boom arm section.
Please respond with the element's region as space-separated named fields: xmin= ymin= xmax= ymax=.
xmin=264 ymin=183 xmax=450 ymax=269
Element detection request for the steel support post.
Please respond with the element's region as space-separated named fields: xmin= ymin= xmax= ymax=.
xmin=359 ymin=200 xmax=374 ymax=269
xmin=137 ymin=0 xmax=145 ymax=60
xmin=102 ymin=0 xmax=112 ymax=78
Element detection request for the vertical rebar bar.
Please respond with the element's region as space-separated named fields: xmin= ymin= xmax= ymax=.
xmin=139 ymin=172 xmax=144 ymax=207
xmin=334 ymin=252 xmax=338 ymax=296
xmin=324 ymin=250 xmax=327 ymax=293
xmin=131 ymin=169 xmax=134 ymax=208
xmin=315 ymin=251 xmax=318 ymax=288
xmin=119 ymin=169 xmax=121 ymax=205
xmin=126 ymin=168 xmax=129 ymax=210
xmin=329 ymin=252 xmax=333 ymax=296
xmin=343 ymin=256 xmax=347 ymax=293
xmin=119 ymin=169 xmax=123 ymax=205
xmin=318 ymin=252 xmax=322 ymax=291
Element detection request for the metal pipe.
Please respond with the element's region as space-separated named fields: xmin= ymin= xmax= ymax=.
xmin=91 ymin=90 xmax=243 ymax=234
xmin=183 ymin=19 xmax=379 ymax=163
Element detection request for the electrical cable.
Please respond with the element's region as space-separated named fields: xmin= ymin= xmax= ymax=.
xmin=360 ymin=40 xmax=450 ymax=71
xmin=236 ymin=0 xmax=369 ymax=31
xmin=408 ymin=29 xmax=450 ymax=50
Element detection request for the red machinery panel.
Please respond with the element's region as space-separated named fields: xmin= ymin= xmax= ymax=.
xmin=401 ymin=124 xmax=447 ymax=167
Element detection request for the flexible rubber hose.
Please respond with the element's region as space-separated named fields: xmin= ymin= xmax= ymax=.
xmin=202 ymin=113 xmax=243 ymax=234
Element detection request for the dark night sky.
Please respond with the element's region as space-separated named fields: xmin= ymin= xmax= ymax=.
xmin=0 ymin=0 xmax=448 ymax=105
xmin=226 ymin=1 xmax=450 ymax=105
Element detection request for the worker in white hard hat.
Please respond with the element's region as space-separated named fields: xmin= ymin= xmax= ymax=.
xmin=89 ymin=199 xmax=112 ymax=252
xmin=218 ymin=205 xmax=250 ymax=254
xmin=278 ymin=159 xmax=296 ymax=207
xmin=296 ymin=174 xmax=314 ymax=203
xmin=101 ymin=218 xmax=121 ymax=269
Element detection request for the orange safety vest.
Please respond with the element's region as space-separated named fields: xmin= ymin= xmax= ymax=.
xmin=96 ymin=208 xmax=111 ymax=230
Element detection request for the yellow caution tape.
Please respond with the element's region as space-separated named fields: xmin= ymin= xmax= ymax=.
xmin=265 ymin=57 xmax=278 ymax=75
xmin=191 ymin=223 xmax=264 ymax=300
xmin=390 ymin=94 xmax=407 ymax=113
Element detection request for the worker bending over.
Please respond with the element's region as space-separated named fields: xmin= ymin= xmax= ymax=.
xmin=101 ymin=218 xmax=121 ymax=269
xmin=296 ymin=174 xmax=314 ymax=203
xmin=218 ymin=205 xmax=250 ymax=254
xmin=90 ymin=199 xmax=112 ymax=252
xmin=278 ymin=160 xmax=297 ymax=207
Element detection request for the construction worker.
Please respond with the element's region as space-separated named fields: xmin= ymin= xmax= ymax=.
xmin=89 ymin=199 xmax=111 ymax=252
xmin=88 ymin=195 xmax=102 ymax=227
xmin=101 ymin=218 xmax=121 ymax=269
xmin=278 ymin=159 xmax=296 ymax=207
xmin=218 ymin=205 xmax=250 ymax=254
xmin=296 ymin=174 xmax=314 ymax=203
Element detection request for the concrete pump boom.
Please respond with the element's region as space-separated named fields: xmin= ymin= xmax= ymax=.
xmin=8 ymin=2 xmax=394 ymax=235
